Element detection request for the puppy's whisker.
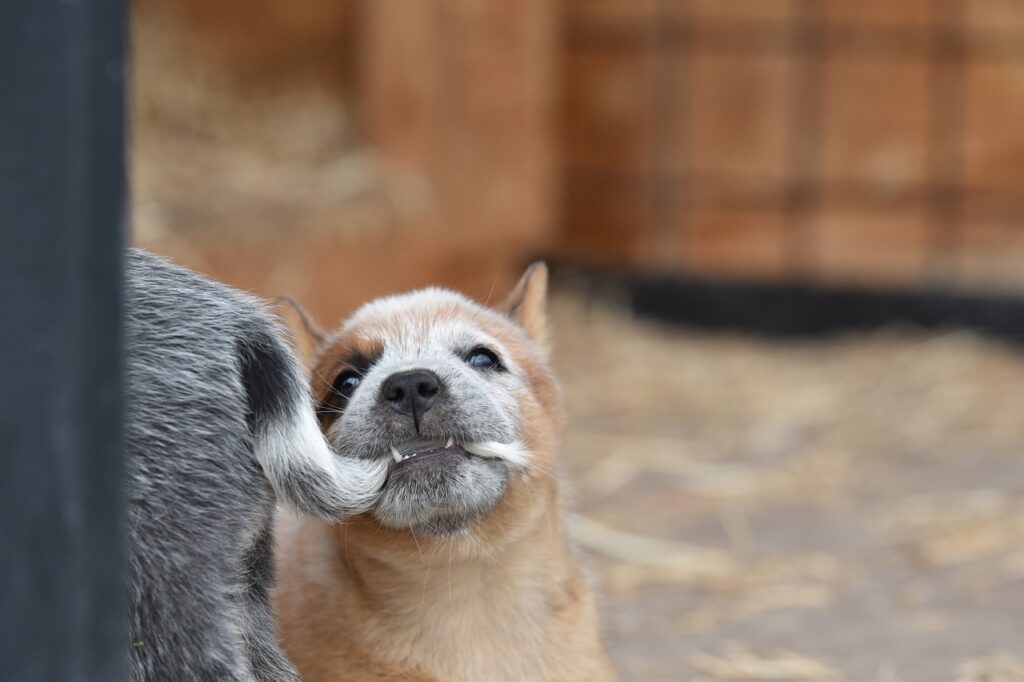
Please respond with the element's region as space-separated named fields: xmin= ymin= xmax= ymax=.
xmin=447 ymin=541 xmax=454 ymax=600
xmin=409 ymin=525 xmax=425 ymax=564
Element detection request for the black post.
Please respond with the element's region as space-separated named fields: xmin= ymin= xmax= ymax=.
xmin=0 ymin=1 xmax=127 ymax=680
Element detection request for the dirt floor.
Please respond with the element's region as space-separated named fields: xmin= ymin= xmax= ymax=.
xmin=551 ymin=293 xmax=1024 ymax=682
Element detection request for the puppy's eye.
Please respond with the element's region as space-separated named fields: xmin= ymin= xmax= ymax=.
xmin=332 ymin=369 xmax=362 ymax=395
xmin=465 ymin=347 xmax=502 ymax=370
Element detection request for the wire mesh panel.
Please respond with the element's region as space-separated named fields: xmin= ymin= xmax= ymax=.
xmin=561 ymin=0 xmax=1024 ymax=293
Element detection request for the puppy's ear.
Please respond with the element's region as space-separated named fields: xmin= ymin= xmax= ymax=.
xmin=276 ymin=297 xmax=327 ymax=362
xmin=501 ymin=262 xmax=549 ymax=352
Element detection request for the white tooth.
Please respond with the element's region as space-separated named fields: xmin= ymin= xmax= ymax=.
xmin=391 ymin=446 xmax=402 ymax=463
xmin=446 ymin=437 xmax=454 ymax=448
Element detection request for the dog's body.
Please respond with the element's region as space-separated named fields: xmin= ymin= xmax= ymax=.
xmin=125 ymin=249 xmax=388 ymax=681
xmin=273 ymin=265 xmax=616 ymax=681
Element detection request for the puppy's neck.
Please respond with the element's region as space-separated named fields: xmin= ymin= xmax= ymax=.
xmin=337 ymin=476 xmax=570 ymax=610
xmin=328 ymin=480 xmax=605 ymax=680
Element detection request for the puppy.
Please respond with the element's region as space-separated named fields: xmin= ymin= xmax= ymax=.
xmin=125 ymin=249 xmax=389 ymax=681
xmin=273 ymin=264 xmax=616 ymax=681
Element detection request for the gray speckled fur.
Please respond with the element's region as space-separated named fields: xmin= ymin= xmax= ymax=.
xmin=124 ymin=250 xmax=380 ymax=681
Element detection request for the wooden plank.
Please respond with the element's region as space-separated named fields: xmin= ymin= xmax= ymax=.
xmin=358 ymin=0 xmax=556 ymax=254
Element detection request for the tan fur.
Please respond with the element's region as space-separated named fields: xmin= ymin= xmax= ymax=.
xmin=501 ymin=262 xmax=550 ymax=353
xmin=273 ymin=265 xmax=616 ymax=681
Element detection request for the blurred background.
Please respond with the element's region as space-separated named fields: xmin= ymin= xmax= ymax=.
xmin=132 ymin=1 xmax=1024 ymax=680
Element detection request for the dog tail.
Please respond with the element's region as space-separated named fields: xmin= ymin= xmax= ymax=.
xmin=237 ymin=327 xmax=388 ymax=520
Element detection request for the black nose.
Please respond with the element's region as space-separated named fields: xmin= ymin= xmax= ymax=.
xmin=381 ymin=370 xmax=441 ymax=418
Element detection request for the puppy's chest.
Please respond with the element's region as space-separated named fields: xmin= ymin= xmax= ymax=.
xmin=368 ymin=589 xmax=558 ymax=681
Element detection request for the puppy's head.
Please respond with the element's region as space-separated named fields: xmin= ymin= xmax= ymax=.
xmin=312 ymin=264 xmax=562 ymax=537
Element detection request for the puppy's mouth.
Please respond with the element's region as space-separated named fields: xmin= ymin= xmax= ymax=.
xmin=387 ymin=437 xmax=470 ymax=475
xmin=372 ymin=436 xmax=529 ymax=533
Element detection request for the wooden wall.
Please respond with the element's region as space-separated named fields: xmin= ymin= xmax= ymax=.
xmin=561 ymin=0 xmax=1024 ymax=292
xmin=133 ymin=0 xmax=556 ymax=326
xmin=134 ymin=0 xmax=1024 ymax=315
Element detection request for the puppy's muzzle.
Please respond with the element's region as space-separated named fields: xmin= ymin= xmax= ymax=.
xmin=380 ymin=369 xmax=444 ymax=429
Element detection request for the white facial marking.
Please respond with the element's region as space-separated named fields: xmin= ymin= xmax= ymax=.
xmin=326 ymin=289 xmax=529 ymax=464
xmin=321 ymin=287 xmax=542 ymax=532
